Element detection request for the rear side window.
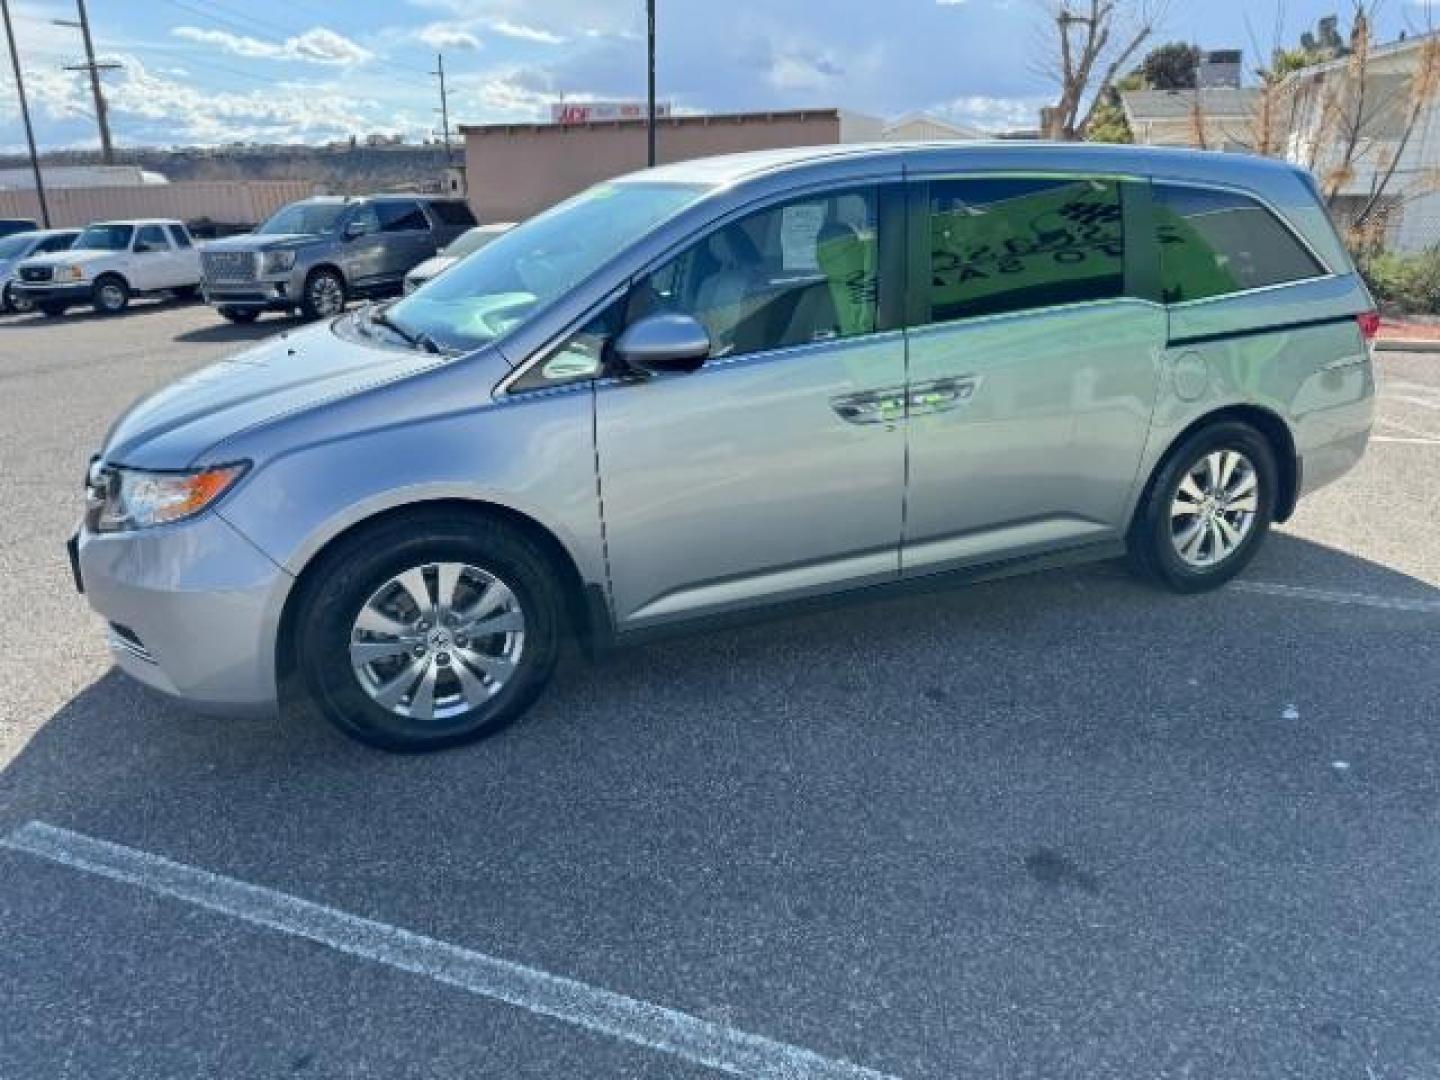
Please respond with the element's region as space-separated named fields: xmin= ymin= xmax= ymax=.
xmin=925 ymin=176 xmax=1125 ymax=324
xmin=135 ymin=225 xmax=171 ymax=250
xmin=430 ymin=200 xmax=477 ymax=227
xmin=1153 ymin=183 xmax=1325 ymax=303
xmin=377 ymin=201 xmax=430 ymax=232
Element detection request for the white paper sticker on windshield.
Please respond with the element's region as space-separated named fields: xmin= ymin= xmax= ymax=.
xmin=780 ymin=203 xmax=825 ymax=270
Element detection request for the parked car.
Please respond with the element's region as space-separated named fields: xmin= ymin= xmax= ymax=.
xmin=71 ymin=144 xmax=1375 ymax=752
xmin=0 ymin=218 xmax=39 ymax=239
xmin=13 ymin=219 xmax=201 ymax=316
xmin=200 ymin=194 xmax=478 ymax=323
xmin=403 ymin=222 xmax=515 ymax=293
xmin=0 ymin=228 xmax=81 ymax=313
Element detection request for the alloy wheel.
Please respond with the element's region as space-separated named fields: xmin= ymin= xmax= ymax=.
xmin=309 ymin=274 xmax=344 ymax=316
xmin=1168 ymin=449 xmax=1259 ymax=568
xmin=348 ymin=562 xmax=526 ymax=723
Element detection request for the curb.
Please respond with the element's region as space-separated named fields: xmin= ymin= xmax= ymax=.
xmin=1375 ymin=338 xmax=1440 ymax=353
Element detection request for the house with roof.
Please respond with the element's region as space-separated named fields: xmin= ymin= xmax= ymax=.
xmin=1119 ymin=87 xmax=1263 ymax=152
xmin=880 ymin=113 xmax=983 ymax=141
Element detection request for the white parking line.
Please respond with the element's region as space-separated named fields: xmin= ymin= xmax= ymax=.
xmin=2 ymin=822 xmax=900 ymax=1080
xmin=1370 ymin=435 xmax=1440 ymax=446
xmin=1232 ymin=580 xmax=1440 ymax=615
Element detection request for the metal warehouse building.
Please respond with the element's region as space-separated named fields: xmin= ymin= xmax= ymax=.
xmin=460 ymin=109 xmax=883 ymax=223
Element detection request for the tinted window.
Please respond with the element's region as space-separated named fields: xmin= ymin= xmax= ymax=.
xmin=926 ymin=177 xmax=1125 ymax=323
xmin=167 ymin=224 xmax=192 ymax=248
xmin=430 ymin=200 xmax=478 ymax=227
xmin=135 ymin=225 xmax=170 ymax=250
xmin=257 ymin=201 xmax=348 ymax=235
xmin=377 ymin=201 xmax=429 ymax=232
xmin=1154 ymin=183 xmax=1325 ymax=303
xmin=631 ymin=188 xmax=879 ymax=358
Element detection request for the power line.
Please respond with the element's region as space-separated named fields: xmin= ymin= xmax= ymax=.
xmin=432 ymin=51 xmax=462 ymax=193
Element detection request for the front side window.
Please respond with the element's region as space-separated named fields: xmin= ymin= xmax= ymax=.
xmin=167 ymin=225 xmax=192 ymax=248
xmin=1153 ymin=183 xmax=1325 ymax=303
xmin=631 ymin=188 xmax=879 ymax=358
xmin=925 ymin=176 xmax=1126 ymax=324
xmin=378 ymin=201 xmax=429 ymax=232
xmin=135 ymin=225 xmax=170 ymax=251
xmin=74 ymin=224 xmax=133 ymax=251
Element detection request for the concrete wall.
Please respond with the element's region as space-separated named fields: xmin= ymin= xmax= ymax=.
xmin=0 ymin=180 xmax=314 ymax=231
xmin=463 ymin=111 xmax=843 ymax=223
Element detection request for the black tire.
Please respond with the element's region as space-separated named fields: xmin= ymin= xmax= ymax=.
xmin=1128 ymin=421 xmax=1278 ymax=593
xmin=39 ymin=301 xmax=68 ymax=317
xmin=295 ymin=513 xmax=565 ymax=752
xmin=217 ymin=305 xmax=260 ymax=324
xmin=92 ymin=274 xmax=130 ymax=315
xmin=3 ymin=282 xmax=32 ymax=314
xmin=299 ymin=267 xmax=346 ymax=321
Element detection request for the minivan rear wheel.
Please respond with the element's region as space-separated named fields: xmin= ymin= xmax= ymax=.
xmin=1128 ymin=421 xmax=1278 ymax=593
xmin=296 ymin=514 xmax=564 ymax=751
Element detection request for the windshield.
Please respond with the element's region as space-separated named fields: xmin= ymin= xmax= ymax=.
xmin=384 ymin=181 xmax=708 ymax=351
xmin=443 ymin=226 xmax=509 ymax=260
xmin=257 ymin=202 xmax=348 ymax=236
xmin=0 ymin=234 xmax=35 ymax=259
xmin=74 ymin=224 xmax=134 ymax=251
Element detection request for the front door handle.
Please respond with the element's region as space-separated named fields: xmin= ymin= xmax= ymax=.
xmin=831 ymin=389 xmax=905 ymax=425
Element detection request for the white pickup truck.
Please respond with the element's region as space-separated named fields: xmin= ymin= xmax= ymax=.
xmin=12 ymin=219 xmax=203 ymax=317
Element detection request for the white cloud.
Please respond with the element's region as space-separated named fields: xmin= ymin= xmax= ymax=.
xmin=492 ymin=21 xmax=566 ymax=44
xmin=934 ymin=94 xmax=1046 ymax=131
xmin=170 ymin=26 xmax=373 ymax=66
xmin=766 ymin=51 xmax=845 ymax=92
xmin=417 ymin=22 xmax=482 ymax=50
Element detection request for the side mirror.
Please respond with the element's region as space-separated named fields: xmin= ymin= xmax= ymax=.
xmin=344 ymin=220 xmax=369 ymax=240
xmin=613 ymin=313 xmax=711 ymax=376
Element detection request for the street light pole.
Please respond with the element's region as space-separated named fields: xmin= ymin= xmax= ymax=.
xmin=646 ymin=0 xmax=656 ymax=167
xmin=2 ymin=0 xmax=50 ymax=227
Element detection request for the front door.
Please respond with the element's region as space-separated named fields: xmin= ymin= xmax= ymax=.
xmin=131 ymin=224 xmax=176 ymax=290
xmin=902 ymin=175 xmax=1165 ymax=575
xmin=595 ymin=185 xmax=908 ymax=629
xmin=341 ymin=204 xmax=386 ymax=289
xmin=375 ymin=200 xmax=436 ymax=286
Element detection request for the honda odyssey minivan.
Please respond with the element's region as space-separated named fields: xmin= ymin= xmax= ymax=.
xmin=72 ymin=143 xmax=1375 ymax=751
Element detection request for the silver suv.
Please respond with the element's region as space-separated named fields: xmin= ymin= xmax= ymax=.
xmin=73 ymin=144 xmax=1375 ymax=751
xmin=200 ymin=195 xmax=477 ymax=323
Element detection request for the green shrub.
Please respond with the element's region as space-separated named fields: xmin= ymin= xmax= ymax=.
xmin=1360 ymin=250 xmax=1440 ymax=314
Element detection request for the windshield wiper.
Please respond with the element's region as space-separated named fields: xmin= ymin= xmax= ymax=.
xmin=366 ymin=303 xmax=441 ymax=354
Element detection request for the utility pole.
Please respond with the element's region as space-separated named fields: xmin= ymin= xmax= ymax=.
xmin=2 ymin=0 xmax=50 ymax=226
xmin=646 ymin=0 xmax=657 ymax=167
xmin=431 ymin=52 xmax=463 ymax=195
xmin=56 ymin=0 xmax=119 ymax=164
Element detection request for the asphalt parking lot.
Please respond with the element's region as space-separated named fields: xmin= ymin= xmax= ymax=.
xmin=2 ymin=297 xmax=1439 ymax=1079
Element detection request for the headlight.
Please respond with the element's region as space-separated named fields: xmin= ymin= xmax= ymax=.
xmin=56 ymin=265 xmax=86 ymax=281
xmin=96 ymin=463 xmax=248 ymax=532
xmin=262 ymin=250 xmax=296 ymax=275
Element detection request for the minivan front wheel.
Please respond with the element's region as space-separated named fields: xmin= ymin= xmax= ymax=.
xmin=296 ymin=515 xmax=563 ymax=751
xmin=1129 ymin=422 xmax=1277 ymax=593
xmin=300 ymin=268 xmax=346 ymax=320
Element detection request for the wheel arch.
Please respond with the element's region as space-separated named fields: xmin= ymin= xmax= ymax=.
xmin=93 ymin=269 xmax=129 ymax=291
xmin=304 ymin=262 xmax=347 ymax=289
xmin=1137 ymin=403 xmax=1300 ymax=528
xmin=274 ymin=497 xmax=603 ymax=696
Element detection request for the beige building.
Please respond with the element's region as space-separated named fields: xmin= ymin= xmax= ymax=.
xmin=1120 ymin=88 xmax=1262 ymax=151
xmin=461 ymin=108 xmax=881 ymax=223
xmin=880 ymin=112 xmax=983 ymax=141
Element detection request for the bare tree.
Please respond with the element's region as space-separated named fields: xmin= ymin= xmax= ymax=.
xmin=1039 ymin=0 xmax=1167 ymax=139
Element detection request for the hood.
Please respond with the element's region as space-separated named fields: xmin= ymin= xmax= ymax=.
xmin=205 ymin=233 xmax=324 ymax=253
xmin=21 ymin=248 xmax=117 ymax=268
xmin=103 ymin=320 xmax=445 ymax=469
xmin=406 ymin=254 xmax=457 ymax=281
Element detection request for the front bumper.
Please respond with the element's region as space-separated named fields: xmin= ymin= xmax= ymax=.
xmin=14 ymin=281 xmax=91 ymax=303
xmin=74 ymin=512 xmax=294 ymax=717
xmin=204 ymin=277 xmax=293 ymax=311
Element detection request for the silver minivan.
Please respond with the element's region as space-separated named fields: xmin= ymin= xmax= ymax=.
xmin=72 ymin=144 xmax=1375 ymax=751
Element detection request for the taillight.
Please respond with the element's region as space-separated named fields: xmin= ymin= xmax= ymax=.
xmin=1356 ymin=311 xmax=1381 ymax=341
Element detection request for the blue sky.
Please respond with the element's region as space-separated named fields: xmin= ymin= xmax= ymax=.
xmin=1 ymin=0 xmax=1434 ymax=152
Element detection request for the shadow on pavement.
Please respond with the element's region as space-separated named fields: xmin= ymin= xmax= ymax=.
xmin=2 ymin=531 xmax=1438 ymax=1077
xmin=173 ymin=315 xmax=309 ymax=344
